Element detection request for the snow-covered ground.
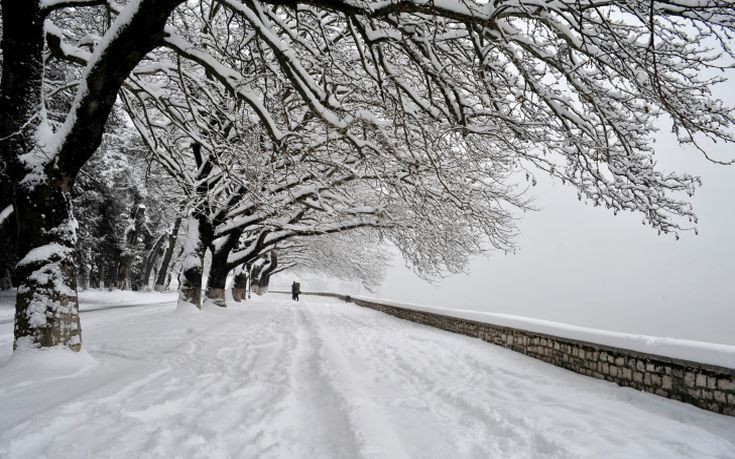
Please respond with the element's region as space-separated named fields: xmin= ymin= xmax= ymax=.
xmin=0 ymin=292 xmax=733 ymax=458
xmin=0 ymin=289 xmax=178 ymax=323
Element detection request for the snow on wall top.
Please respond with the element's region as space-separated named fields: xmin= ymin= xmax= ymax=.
xmin=350 ymin=295 xmax=735 ymax=369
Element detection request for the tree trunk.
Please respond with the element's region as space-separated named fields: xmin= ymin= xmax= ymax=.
xmin=205 ymin=258 xmax=228 ymax=308
xmin=0 ymin=1 xmax=81 ymax=351
xmin=0 ymin=269 xmax=13 ymax=291
xmin=97 ymin=261 xmax=106 ymax=289
xmin=232 ymin=270 xmax=248 ymax=302
xmin=142 ymin=233 xmax=166 ymax=291
xmin=2 ymin=0 xmax=185 ymax=350
xmin=116 ymin=204 xmax=146 ymax=289
xmin=205 ymin=234 xmax=238 ymax=308
xmin=177 ymin=215 xmax=211 ymax=310
xmin=78 ymin=262 xmax=90 ymax=291
xmin=155 ymin=216 xmax=181 ymax=291
xmin=14 ymin=179 xmax=82 ymax=351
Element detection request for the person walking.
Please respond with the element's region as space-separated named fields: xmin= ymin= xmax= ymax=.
xmin=291 ymin=281 xmax=301 ymax=302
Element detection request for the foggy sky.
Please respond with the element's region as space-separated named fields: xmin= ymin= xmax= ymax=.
xmin=375 ymin=84 xmax=735 ymax=345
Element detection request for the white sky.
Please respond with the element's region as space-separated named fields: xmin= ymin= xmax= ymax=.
xmin=375 ymin=83 xmax=735 ymax=345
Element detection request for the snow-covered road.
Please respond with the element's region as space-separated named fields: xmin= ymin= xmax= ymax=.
xmin=0 ymin=293 xmax=733 ymax=458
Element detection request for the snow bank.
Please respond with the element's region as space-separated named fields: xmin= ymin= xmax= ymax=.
xmin=350 ymin=295 xmax=735 ymax=369
xmin=3 ymin=338 xmax=96 ymax=376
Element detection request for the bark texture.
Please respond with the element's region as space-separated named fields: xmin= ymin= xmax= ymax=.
xmin=232 ymin=270 xmax=248 ymax=302
xmin=1 ymin=0 xmax=183 ymax=350
xmin=178 ymin=214 xmax=211 ymax=309
xmin=155 ymin=216 xmax=182 ymax=291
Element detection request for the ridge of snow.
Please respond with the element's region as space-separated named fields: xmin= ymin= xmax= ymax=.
xmin=0 ymin=206 xmax=13 ymax=225
xmin=16 ymin=243 xmax=72 ymax=267
xmin=350 ymin=295 xmax=735 ymax=369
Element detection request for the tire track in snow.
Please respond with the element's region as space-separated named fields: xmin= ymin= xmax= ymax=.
xmin=299 ymin=299 xmax=411 ymax=458
xmin=266 ymin=304 xmax=362 ymax=458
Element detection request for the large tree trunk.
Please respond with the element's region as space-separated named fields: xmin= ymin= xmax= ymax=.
xmin=2 ymin=0 xmax=183 ymax=351
xmin=14 ymin=179 xmax=82 ymax=351
xmin=231 ymin=268 xmax=248 ymax=303
xmin=142 ymin=233 xmax=166 ymax=291
xmin=177 ymin=215 xmax=211 ymax=310
xmin=258 ymin=252 xmax=278 ymax=294
xmin=205 ymin=234 xmax=239 ymax=308
xmin=205 ymin=255 xmax=229 ymax=308
xmin=77 ymin=256 xmax=91 ymax=291
xmin=155 ymin=216 xmax=182 ymax=291
xmin=116 ymin=204 xmax=146 ymax=290
xmin=0 ymin=1 xmax=81 ymax=350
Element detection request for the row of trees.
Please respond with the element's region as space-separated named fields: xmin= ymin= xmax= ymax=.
xmin=1 ymin=0 xmax=734 ymax=352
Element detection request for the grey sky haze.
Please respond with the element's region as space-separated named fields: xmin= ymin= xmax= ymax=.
xmin=375 ymin=83 xmax=735 ymax=345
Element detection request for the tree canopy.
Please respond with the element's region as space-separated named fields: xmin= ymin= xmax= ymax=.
xmin=1 ymin=0 xmax=734 ymax=351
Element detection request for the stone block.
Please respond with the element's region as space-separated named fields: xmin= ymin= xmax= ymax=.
xmin=615 ymin=357 xmax=625 ymax=366
xmin=714 ymin=391 xmax=727 ymax=403
xmin=636 ymin=361 xmax=645 ymax=371
xmin=610 ymin=367 xmax=619 ymax=377
xmin=707 ymin=376 xmax=717 ymax=390
xmin=662 ymin=375 xmax=672 ymax=390
xmin=634 ymin=372 xmax=643 ymax=383
xmin=623 ymin=368 xmax=632 ymax=380
xmin=685 ymin=372 xmax=696 ymax=387
xmin=696 ymin=374 xmax=707 ymax=388
xmin=716 ymin=376 xmax=734 ymax=391
xmin=646 ymin=363 xmax=655 ymax=372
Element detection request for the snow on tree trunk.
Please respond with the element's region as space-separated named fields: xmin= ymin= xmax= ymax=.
xmin=231 ymin=267 xmax=248 ymax=303
xmin=142 ymin=234 xmax=165 ymax=291
xmin=78 ymin=260 xmax=91 ymax=291
xmin=205 ymin=250 xmax=229 ymax=308
xmin=14 ymin=178 xmax=82 ymax=351
xmin=155 ymin=216 xmax=181 ymax=292
xmin=116 ymin=203 xmax=146 ymax=290
xmin=177 ymin=215 xmax=210 ymax=311
xmin=205 ymin=256 xmax=228 ymax=308
xmin=0 ymin=1 xmax=81 ymax=351
xmin=206 ymin=234 xmax=239 ymax=308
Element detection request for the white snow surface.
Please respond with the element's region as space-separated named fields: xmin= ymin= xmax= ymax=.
xmin=0 ymin=205 xmax=13 ymax=226
xmin=351 ymin=295 xmax=735 ymax=369
xmin=0 ymin=289 xmax=177 ymax=323
xmin=0 ymin=292 xmax=733 ymax=458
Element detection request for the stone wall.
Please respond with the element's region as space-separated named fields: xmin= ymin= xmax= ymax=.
xmin=307 ymin=293 xmax=734 ymax=417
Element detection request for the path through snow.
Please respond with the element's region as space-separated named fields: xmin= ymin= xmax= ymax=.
xmin=0 ymin=293 xmax=733 ymax=458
